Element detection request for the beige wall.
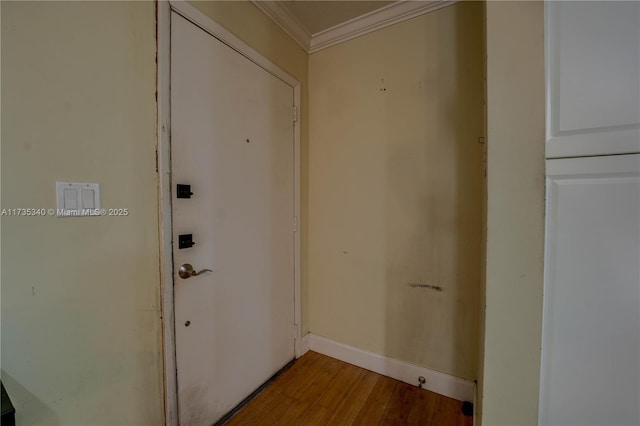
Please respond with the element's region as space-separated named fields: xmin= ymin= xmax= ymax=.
xmin=1 ymin=2 xmax=163 ymax=425
xmin=189 ymin=1 xmax=311 ymax=335
xmin=308 ymin=2 xmax=484 ymax=380
xmin=479 ymin=1 xmax=545 ymax=425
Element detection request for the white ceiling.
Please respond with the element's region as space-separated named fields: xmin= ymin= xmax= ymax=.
xmin=280 ymin=1 xmax=394 ymax=35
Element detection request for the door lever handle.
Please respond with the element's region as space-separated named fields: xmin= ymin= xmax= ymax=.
xmin=178 ymin=263 xmax=212 ymax=279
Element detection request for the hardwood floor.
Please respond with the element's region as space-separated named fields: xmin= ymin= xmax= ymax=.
xmin=224 ymin=351 xmax=473 ymax=426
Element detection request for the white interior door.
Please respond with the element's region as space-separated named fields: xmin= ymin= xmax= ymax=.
xmin=171 ymin=12 xmax=295 ymax=426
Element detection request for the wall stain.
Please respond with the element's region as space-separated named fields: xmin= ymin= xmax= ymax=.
xmin=408 ymin=282 xmax=443 ymax=292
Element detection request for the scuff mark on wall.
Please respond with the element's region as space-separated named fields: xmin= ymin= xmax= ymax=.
xmin=408 ymin=282 xmax=444 ymax=292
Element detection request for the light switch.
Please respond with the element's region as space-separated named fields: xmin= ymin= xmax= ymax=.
xmin=81 ymin=189 xmax=95 ymax=209
xmin=56 ymin=182 xmax=101 ymax=217
xmin=64 ymin=188 xmax=78 ymax=210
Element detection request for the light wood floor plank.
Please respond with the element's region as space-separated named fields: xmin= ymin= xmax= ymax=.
xmin=328 ymin=369 xmax=379 ymax=425
xmin=378 ymin=381 xmax=418 ymax=425
xmin=352 ymin=375 xmax=398 ymax=425
xmin=297 ymin=355 xmax=343 ymax=404
xmin=280 ymin=352 xmax=334 ymax=400
xmin=296 ymin=404 xmax=333 ymax=426
xmin=316 ymin=362 xmax=364 ymax=411
xmin=251 ymin=392 xmax=296 ymax=425
xmin=406 ymin=388 xmax=438 ymax=425
xmin=274 ymin=399 xmax=314 ymax=426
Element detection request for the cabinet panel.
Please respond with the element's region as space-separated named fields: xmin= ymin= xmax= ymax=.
xmin=546 ymin=2 xmax=640 ymax=158
xmin=540 ymin=154 xmax=640 ymax=426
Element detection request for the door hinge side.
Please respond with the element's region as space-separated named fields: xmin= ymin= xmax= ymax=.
xmin=293 ymin=106 xmax=298 ymax=123
xmin=293 ymin=324 xmax=299 ymax=341
xmin=293 ymin=216 xmax=298 ymax=232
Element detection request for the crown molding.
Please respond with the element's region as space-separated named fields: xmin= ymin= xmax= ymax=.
xmin=309 ymin=0 xmax=457 ymax=52
xmin=252 ymin=1 xmax=458 ymax=54
xmin=251 ymin=1 xmax=312 ymax=51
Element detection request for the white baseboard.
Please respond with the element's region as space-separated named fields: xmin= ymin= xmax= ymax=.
xmin=308 ymin=333 xmax=475 ymax=402
xmin=296 ymin=333 xmax=310 ymax=358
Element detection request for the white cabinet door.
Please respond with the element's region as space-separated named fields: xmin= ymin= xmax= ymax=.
xmin=546 ymin=2 xmax=640 ymax=158
xmin=540 ymin=154 xmax=640 ymax=426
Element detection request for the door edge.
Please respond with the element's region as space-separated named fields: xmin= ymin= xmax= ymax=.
xmin=157 ymin=2 xmax=178 ymax=426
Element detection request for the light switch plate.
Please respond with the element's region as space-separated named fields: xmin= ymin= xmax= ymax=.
xmin=56 ymin=182 xmax=101 ymax=217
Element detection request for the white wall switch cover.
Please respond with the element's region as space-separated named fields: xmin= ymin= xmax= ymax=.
xmin=56 ymin=182 xmax=101 ymax=217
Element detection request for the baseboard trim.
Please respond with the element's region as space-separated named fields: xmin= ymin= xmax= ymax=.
xmin=297 ymin=333 xmax=311 ymax=358
xmin=308 ymin=333 xmax=475 ymax=402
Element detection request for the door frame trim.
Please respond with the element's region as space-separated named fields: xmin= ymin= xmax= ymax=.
xmin=157 ymin=2 xmax=303 ymax=425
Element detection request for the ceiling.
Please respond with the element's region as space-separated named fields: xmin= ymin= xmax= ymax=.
xmin=280 ymin=1 xmax=394 ymax=35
